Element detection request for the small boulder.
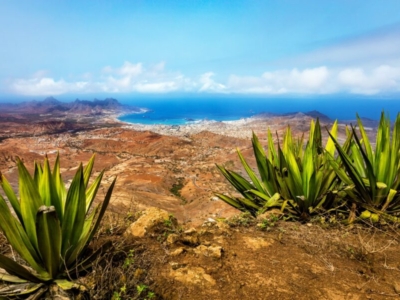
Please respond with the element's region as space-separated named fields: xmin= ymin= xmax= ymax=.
xmin=124 ymin=207 xmax=171 ymax=238
xmin=182 ymin=234 xmax=199 ymax=245
xmin=194 ymin=245 xmax=208 ymax=256
xmin=184 ymin=227 xmax=197 ymax=235
xmin=166 ymin=233 xmax=180 ymax=245
xmin=194 ymin=245 xmax=222 ymax=258
xmin=215 ymin=221 xmax=230 ymax=233
xmin=208 ymin=245 xmax=223 ymax=258
xmin=181 ymin=227 xmax=199 ymax=245
xmin=169 ymin=266 xmax=216 ymax=286
xmin=394 ymin=282 xmax=400 ymax=294
xmin=170 ymin=247 xmax=185 ymax=256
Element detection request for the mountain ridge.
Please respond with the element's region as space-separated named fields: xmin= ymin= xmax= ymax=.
xmin=0 ymin=97 xmax=141 ymax=115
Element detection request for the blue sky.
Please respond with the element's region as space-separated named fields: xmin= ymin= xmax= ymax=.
xmin=1 ymin=0 xmax=400 ymax=98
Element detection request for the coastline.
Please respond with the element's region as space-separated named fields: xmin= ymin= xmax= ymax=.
xmin=113 ymin=113 xmax=324 ymax=139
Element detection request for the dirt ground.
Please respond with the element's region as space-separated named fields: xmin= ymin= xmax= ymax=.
xmin=85 ymin=208 xmax=400 ymax=300
xmin=0 ymin=116 xmax=397 ymax=300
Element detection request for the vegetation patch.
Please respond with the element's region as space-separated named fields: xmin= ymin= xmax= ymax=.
xmin=217 ymin=112 xmax=400 ymax=225
xmin=170 ymin=177 xmax=187 ymax=203
xmin=0 ymin=154 xmax=116 ymax=298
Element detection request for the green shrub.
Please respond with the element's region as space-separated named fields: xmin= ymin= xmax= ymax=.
xmin=217 ymin=119 xmax=343 ymax=219
xmin=0 ymin=154 xmax=116 ymax=297
xmin=328 ymin=112 xmax=400 ymax=222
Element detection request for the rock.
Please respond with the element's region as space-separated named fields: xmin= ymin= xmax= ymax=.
xmin=194 ymin=245 xmax=222 ymax=258
xmin=181 ymin=227 xmax=199 ymax=245
xmin=169 ymin=266 xmax=216 ymax=286
xmin=124 ymin=207 xmax=171 ymax=238
xmin=170 ymin=247 xmax=185 ymax=256
xmin=170 ymin=262 xmax=187 ymax=270
xmin=215 ymin=221 xmax=230 ymax=233
xmin=184 ymin=227 xmax=197 ymax=235
xmin=394 ymin=282 xmax=400 ymax=294
xmin=182 ymin=234 xmax=199 ymax=245
xmin=243 ymin=237 xmax=274 ymax=250
xmin=208 ymin=245 xmax=223 ymax=258
xmin=166 ymin=233 xmax=180 ymax=245
xmin=194 ymin=245 xmax=208 ymax=256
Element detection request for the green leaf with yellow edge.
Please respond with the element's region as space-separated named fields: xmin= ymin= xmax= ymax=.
xmin=0 ymin=195 xmax=45 ymax=275
xmin=0 ymin=172 xmax=22 ymax=223
xmin=325 ymin=120 xmax=338 ymax=156
xmin=83 ymin=154 xmax=96 ymax=188
xmin=249 ymin=190 xmax=281 ymax=207
xmin=252 ymin=131 xmax=280 ymax=196
xmin=61 ymin=165 xmax=86 ymax=258
xmin=36 ymin=206 xmax=61 ymax=279
xmin=352 ymin=126 xmax=377 ymax=201
xmin=0 ymin=282 xmax=44 ymax=297
xmin=237 ymin=148 xmax=266 ymax=195
xmin=33 ymin=162 xmax=43 ymax=189
xmin=0 ymin=271 xmax=28 ymax=283
xmin=356 ymin=114 xmax=374 ymax=165
xmin=52 ymin=153 xmax=66 ymax=217
xmin=216 ymin=165 xmax=255 ymax=198
xmin=17 ymin=157 xmax=43 ymax=251
xmin=0 ymin=254 xmax=43 ymax=283
xmin=85 ymin=170 xmax=104 ymax=212
xmin=84 ymin=177 xmax=117 ymax=251
xmin=216 ymin=193 xmax=246 ymax=210
xmin=39 ymin=157 xmax=61 ymax=209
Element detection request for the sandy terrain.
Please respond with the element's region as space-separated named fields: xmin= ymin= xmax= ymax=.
xmin=2 ymin=111 xmax=397 ymax=300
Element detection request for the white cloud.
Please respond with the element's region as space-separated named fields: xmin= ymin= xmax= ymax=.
xmin=134 ymin=81 xmax=178 ymax=93
xmin=199 ymin=72 xmax=226 ymax=92
xmin=227 ymin=67 xmax=331 ymax=94
xmin=8 ymin=62 xmax=400 ymax=96
xmin=11 ymin=77 xmax=89 ymax=96
xmin=119 ymin=61 xmax=143 ymax=77
xmin=227 ymin=65 xmax=400 ymax=95
xmin=338 ymin=65 xmax=400 ymax=95
xmin=10 ymin=62 xmax=192 ymax=95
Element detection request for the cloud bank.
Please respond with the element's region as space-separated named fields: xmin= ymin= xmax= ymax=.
xmin=11 ymin=61 xmax=194 ymax=96
xmin=9 ymin=63 xmax=400 ymax=96
xmin=8 ymin=26 xmax=400 ymax=96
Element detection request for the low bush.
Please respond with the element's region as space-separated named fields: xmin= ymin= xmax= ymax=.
xmin=217 ymin=119 xmax=344 ymax=219
xmin=0 ymin=154 xmax=116 ymax=298
xmin=217 ymin=112 xmax=400 ymax=223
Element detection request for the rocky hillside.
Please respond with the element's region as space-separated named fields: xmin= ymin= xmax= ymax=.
xmin=0 ymin=96 xmax=141 ymax=115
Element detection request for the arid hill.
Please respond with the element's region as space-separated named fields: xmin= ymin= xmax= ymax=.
xmin=1 ymin=102 xmax=395 ymax=300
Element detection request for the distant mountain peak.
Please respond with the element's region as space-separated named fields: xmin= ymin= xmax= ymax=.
xmin=254 ymin=110 xmax=332 ymax=122
xmin=0 ymin=97 xmax=141 ymax=115
xmin=43 ymin=96 xmax=59 ymax=103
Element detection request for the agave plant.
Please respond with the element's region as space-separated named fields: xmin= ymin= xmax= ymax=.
xmin=217 ymin=119 xmax=344 ymax=218
xmin=0 ymin=154 xmax=116 ymax=298
xmin=328 ymin=112 xmax=400 ymax=221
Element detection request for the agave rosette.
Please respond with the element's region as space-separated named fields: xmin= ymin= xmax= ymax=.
xmin=328 ymin=112 xmax=400 ymax=219
xmin=277 ymin=119 xmax=342 ymax=216
xmin=217 ymin=119 xmax=344 ymax=218
xmin=0 ymin=154 xmax=116 ymax=297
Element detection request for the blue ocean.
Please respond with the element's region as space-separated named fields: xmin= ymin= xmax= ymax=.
xmin=118 ymin=97 xmax=400 ymax=125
